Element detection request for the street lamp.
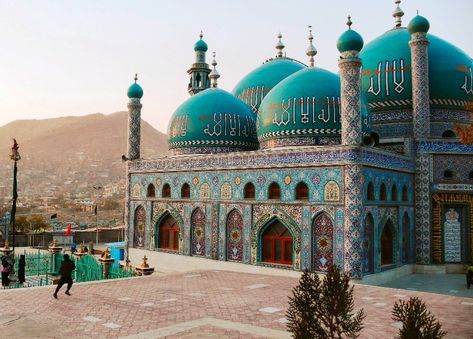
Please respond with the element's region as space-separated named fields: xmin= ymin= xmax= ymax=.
xmin=93 ymin=185 xmax=102 ymax=246
xmin=9 ymin=139 xmax=21 ymax=252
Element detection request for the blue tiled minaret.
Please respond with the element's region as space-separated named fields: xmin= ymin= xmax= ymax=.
xmin=337 ymin=16 xmax=365 ymax=277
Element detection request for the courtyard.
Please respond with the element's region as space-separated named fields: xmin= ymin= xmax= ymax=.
xmin=0 ymin=252 xmax=472 ymax=338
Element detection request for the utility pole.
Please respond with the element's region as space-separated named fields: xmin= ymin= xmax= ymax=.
xmin=93 ymin=185 xmax=102 ymax=246
xmin=9 ymin=139 xmax=21 ymax=252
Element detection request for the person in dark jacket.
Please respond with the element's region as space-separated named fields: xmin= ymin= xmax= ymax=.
xmin=53 ymin=254 xmax=75 ymax=298
xmin=18 ymin=254 xmax=26 ymax=284
xmin=1 ymin=256 xmax=11 ymax=287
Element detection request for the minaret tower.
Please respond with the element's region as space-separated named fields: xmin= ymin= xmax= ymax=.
xmin=209 ymin=52 xmax=220 ymax=88
xmin=127 ymin=74 xmax=144 ymax=160
xmin=337 ymin=16 xmax=365 ymax=278
xmin=408 ymin=13 xmax=432 ymax=264
xmin=188 ymin=32 xmax=211 ymax=95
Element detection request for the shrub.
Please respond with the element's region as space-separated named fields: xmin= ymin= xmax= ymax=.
xmin=286 ymin=265 xmax=365 ymax=338
xmin=392 ymin=297 xmax=446 ymax=339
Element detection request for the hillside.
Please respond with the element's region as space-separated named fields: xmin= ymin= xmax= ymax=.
xmin=0 ymin=112 xmax=168 ymax=205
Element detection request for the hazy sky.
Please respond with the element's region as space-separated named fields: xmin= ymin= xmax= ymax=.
xmin=1 ymin=0 xmax=472 ymax=133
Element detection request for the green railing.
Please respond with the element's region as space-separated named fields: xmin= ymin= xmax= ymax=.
xmin=75 ymin=255 xmax=103 ymax=282
xmin=14 ymin=250 xmax=50 ymax=277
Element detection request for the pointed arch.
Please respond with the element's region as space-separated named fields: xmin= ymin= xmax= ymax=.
xmin=244 ymin=182 xmax=255 ymax=200
xmin=402 ymin=185 xmax=408 ymax=202
xmin=152 ymin=205 xmax=184 ymax=253
xmin=391 ymin=184 xmax=398 ymax=202
xmin=181 ymin=183 xmax=190 ymax=199
xmin=226 ymin=209 xmax=243 ymax=262
xmin=380 ymin=218 xmax=395 ymax=266
xmin=312 ymin=213 xmax=334 ymax=272
xmin=147 ymin=184 xmax=156 ymax=198
xmin=162 ymin=183 xmax=171 ymax=198
xmin=191 ymin=207 xmax=206 ymax=256
xmin=295 ymin=182 xmax=309 ymax=201
xmin=156 ymin=212 xmax=179 ymax=251
xmin=268 ymin=182 xmax=281 ymax=200
xmin=133 ymin=205 xmax=146 ymax=248
xmin=367 ymin=182 xmax=375 ymax=201
xmin=380 ymin=183 xmax=387 ymax=201
xmin=363 ymin=213 xmax=375 ymax=273
xmin=260 ymin=218 xmax=293 ymax=265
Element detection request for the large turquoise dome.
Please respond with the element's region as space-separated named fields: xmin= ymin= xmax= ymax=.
xmin=168 ymin=88 xmax=259 ymax=154
xmin=257 ymin=67 xmax=370 ymax=149
xmin=360 ymin=27 xmax=473 ymax=111
xmin=232 ymin=58 xmax=306 ymax=113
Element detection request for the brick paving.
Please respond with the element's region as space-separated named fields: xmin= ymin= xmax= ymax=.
xmin=0 ymin=270 xmax=472 ymax=338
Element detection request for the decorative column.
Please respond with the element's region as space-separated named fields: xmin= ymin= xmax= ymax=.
xmin=408 ymin=15 xmax=432 ymax=264
xmin=337 ymin=16 xmax=365 ymax=278
xmin=127 ymin=74 xmax=143 ymax=161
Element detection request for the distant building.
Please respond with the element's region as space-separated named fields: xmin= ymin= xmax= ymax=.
xmin=124 ymin=2 xmax=473 ymax=279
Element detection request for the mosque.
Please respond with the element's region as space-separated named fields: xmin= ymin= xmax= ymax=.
xmin=123 ymin=1 xmax=473 ymax=279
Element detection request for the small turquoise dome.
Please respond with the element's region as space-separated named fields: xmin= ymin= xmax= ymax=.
xmin=257 ymin=67 xmax=370 ymax=148
xmin=127 ymin=82 xmax=143 ymax=99
xmin=337 ymin=29 xmax=364 ymax=53
xmin=360 ymin=28 xmax=473 ymax=112
xmin=232 ymin=58 xmax=306 ymax=113
xmin=194 ymin=38 xmax=208 ymax=52
xmin=408 ymin=15 xmax=430 ymax=34
xmin=168 ymin=88 xmax=258 ymax=154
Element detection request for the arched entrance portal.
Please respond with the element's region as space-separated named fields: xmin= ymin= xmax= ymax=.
xmin=261 ymin=219 xmax=293 ymax=266
xmin=226 ymin=209 xmax=243 ymax=262
xmin=133 ymin=206 xmax=146 ymax=248
xmin=313 ymin=213 xmax=333 ymax=272
xmin=191 ymin=208 xmax=206 ymax=256
xmin=157 ymin=213 xmax=179 ymax=251
xmin=380 ymin=219 xmax=394 ymax=266
xmin=363 ymin=213 xmax=374 ymax=273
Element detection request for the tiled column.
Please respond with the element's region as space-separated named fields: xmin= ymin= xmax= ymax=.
xmin=127 ymin=98 xmax=142 ymax=160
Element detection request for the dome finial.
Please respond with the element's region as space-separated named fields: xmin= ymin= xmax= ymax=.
xmin=134 ymin=73 xmax=138 ymax=83
xmin=393 ymin=0 xmax=404 ymax=28
xmin=346 ymin=15 xmax=352 ymax=29
xmin=306 ymin=25 xmax=317 ymax=67
xmin=275 ymin=32 xmax=285 ymax=58
xmin=200 ymin=30 xmax=203 ymax=39
xmin=209 ymin=52 xmax=220 ymax=88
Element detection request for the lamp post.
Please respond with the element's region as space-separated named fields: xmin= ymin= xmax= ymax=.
xmin=93 ymin=185 xmax=102 ymax=246
xmin=9 ymin=139 xmax=21 ymax=252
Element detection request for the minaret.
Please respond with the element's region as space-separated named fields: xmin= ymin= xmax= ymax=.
xmin=408 ymin=14 xmax=432 ymax=265
xmin=127 ymin=74 xmax=144 ymax=160
xmin=392 ymin=0 xmax=404 ymax=28
xmin=306 ymin=26 xmax=317 ymax=67
xmin=209 ymin=52 xmax=220 ymax=88
xmin=337 ymin=16 xmax=365 ymax=278
xmin=275 ymin=32 xmax=285 ymax=58
xmin=188 ymin=32 xmax=211 ymax=95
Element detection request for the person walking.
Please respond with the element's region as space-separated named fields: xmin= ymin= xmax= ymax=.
xmin=53 ymin=254 xmax=75 ymax=298
xmin=18 ymin=254 xmax=26 ymax=284
xmin=1 ymin=256 xmax=11 ymax=287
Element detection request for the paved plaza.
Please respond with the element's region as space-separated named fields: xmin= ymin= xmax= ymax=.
xmin=1 ymin=264 xmax=473 ymax=338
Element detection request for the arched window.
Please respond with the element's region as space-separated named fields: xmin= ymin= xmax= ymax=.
xmin=391 ymin=185 xmax=398 ymax=202
xmin=380 ymin=220 xmax=394 ymax=266
xmin=195 ymin=73 xmax=201 ymax=87
xmin=162 ymin=183 xmax=171 ymax=198
xmin=268 ymin=182 xmax=281 ymax=200
xmin=443 ymin=170 xmax=453 ymax=179
xmin=470 ymin=171 xmax=473 ymax=180
xmin=147 ymin=184 xmax=155 ymax=198
xmin=402 ymin=185 xmax=408 ymax=202
xmin=181 ymin=183 xmax=190 ymax=199
xmin=261 ymin=220 xmax=293 ymax=265
xmin=313 ymin=213 xmax=333 ymax=272
xmin=226 ymin=209 xmax=243 ymax=262
xmin=295 ymin=182 xmax=309 ymax=200
xmin=191 ymin=208 xmax=206 ymax=256
xmin=158 ymin=214 xmax=179 ymax=251
xmin=442 ymin=130 xmax=456 ymax=138
xmin=367 ymin=182 xmax=375 ymax=201
xmin=380 ymin=183 xmax=387 ymax=201
xmin=244 ymin=182 xmax=255 ymax=200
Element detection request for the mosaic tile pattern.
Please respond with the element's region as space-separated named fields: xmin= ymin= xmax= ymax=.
xmin=127 ymin=98 xmax=142 ymax=160
xmin=313 ymin=213 xmax=334 ymax=272
xmin=414 ymin=152 xmax=431 ymax=264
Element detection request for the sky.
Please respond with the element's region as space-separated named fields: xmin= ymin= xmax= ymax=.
xmin=0 ymin=0 xmax=472 ymax=134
